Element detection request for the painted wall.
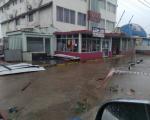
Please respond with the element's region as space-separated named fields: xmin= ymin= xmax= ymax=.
xmin=53 ymin=0 xmax=88 ymax=31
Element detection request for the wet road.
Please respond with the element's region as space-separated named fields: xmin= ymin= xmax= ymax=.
xmin=82 ymin=55 xmax=150 ymax=120
xmin=0 ymin=55 xmax=149 ymax=120
xmin=104 ymin=55 xmax=150 ymax=100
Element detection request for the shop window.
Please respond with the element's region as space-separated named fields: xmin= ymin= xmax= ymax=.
xmin=82 ymin=38 xmax=101 ymax=52
xmin=57 ymin=35 xmax=78 ymax=52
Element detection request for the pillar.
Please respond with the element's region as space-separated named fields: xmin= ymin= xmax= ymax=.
xmin=78 ymin=33 xmax=82 ymax=53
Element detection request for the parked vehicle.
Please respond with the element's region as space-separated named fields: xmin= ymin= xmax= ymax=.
xmin=95 ymin=99 xmax=150 ymax=120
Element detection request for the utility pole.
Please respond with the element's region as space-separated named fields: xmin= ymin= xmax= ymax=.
xmin=115 ymin=10 xmax=125 ymax=32
xmin=128 ymin=15 xmax=135 ymax=63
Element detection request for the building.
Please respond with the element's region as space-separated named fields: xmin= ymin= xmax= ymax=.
xmin=120 ymin=24 xmax=148 ymax=55
xmin=0 ymin=0 xmax=118 ymax=61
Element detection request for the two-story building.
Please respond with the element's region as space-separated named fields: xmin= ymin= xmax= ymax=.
xmin=0 ymin=0 xmax=118 ymax=61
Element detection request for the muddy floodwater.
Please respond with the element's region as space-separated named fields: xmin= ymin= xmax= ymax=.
xmin=0 ymin=55 xmax=149 ymax=120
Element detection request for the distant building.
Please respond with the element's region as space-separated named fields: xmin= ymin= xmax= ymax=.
xmin=120 ymin=24 xmax=150 ymax=55
xmin=0 ymin=0 xmax=118 ymax=61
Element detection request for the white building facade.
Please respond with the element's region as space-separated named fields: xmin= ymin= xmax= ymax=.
xmin=0 ymin=0 xmax=118 ymax=61
xmin=0 ymin=0 xmax=117 ymax=36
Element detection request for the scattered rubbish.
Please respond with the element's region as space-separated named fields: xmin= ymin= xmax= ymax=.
xmin=109 ymin=85 xmax=119 ymax=93
xmin=8 ymin=107 xmax=18 ymax=113
xmin=128 ymin=62 xmax=135 ymax=71
xmin=130 ymin=89 xmax=135 ymax=93
xmin=54 ymin=54 xmax=80 ymax=60
xmin=126 ymin=89 xmax=136 ymax=96
xmin=130 ymin=63 xmax=135 ymax=67
xmin=75 ymin=99 xmax=90 ymax=114
xmin=21 ymin=82 xmax=32 ymax=91
xmin=136 ymin=59 xmax=143 ymax=64
xmin=96 ymin=77 xmax=105 ymax=81
xmin=0 ymin=63 xmax=45 ymax=76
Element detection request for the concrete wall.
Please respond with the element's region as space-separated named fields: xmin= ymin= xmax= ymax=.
xmin=4 ymin=49 xmax=22 ymax=61
xmin=0 ymin=0 xmax=117 ymax=37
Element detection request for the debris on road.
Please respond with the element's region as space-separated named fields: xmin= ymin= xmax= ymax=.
xmin=0 ymin=63 xmax=45 ymax=76
xmin=9 ymin=107 xmax=18 ymax=113
xmin=109 ymin=85 xmax=119 ymax=93
xmin=21 ymin=82 xmax=32 ymax=91
xmin=136 ymin=59 xmax=143 ymax=64
xmin=54 ymin=54 xmax=80 ymax=60
xmin=75 ymin=99 xmax=90 ymax=114
xmin=130 ymin=89 xmax=135 ymax=93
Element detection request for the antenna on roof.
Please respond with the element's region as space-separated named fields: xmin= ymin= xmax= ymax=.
xmin=114 ymin=10 xmax=125 ymax=32
xmin=128 ymin=15 xmax=134 ymax=24
xmin=116 ymin=10 xmax=125 ymax=28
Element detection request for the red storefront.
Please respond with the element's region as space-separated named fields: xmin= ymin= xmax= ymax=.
xmin=54 ymin=30 xmax=112 ymax=60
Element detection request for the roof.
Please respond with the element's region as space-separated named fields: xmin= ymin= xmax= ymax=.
xmin=121 ymin=24 xmax=147 ymax=38
xmin=54 ymin=30 xmax=126 ymax=38
xmin=54 ymin=30 xmax=92 ymax=35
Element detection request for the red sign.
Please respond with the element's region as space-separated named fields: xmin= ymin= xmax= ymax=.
xmin=88 ymin=10 xmax=101 ymax=23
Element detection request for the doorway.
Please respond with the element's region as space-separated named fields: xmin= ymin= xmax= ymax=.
xmin=102 ymin=39 xmax=109 ymax=57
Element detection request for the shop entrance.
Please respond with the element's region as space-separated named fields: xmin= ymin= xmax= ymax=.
xmin=102 ymin=39 xmax=109 ymax=57
xmin=112 ymin=38 xmax=120 ymax=55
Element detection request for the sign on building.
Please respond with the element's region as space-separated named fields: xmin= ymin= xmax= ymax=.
xmin=88 ymin=10 xmax=101 ymax=23
xmin=92 ymin=27 xmax=105 ymax=38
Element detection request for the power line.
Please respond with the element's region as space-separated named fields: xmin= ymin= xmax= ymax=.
xmin=143 ymin=0 xmax=150 ymax=6
xmin=118 ymin=0 xmax=147 ymax=16
xmin=138 ymin=0 xmax=150 ymax=9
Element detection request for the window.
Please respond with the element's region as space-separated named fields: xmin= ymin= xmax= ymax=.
xmin=56 ymin=6 xmax=76 ymax=24
xmin=100 ymin=19 xmax=105 ymax=29
xmin=64 ymin=8 xmax=70 ymax=23
xmin=106 ymin=20 xmax=115 ymax=31
xmin=57 ymin=6 xmax=63 ymax=22
xmin=70 ymin=10 xmax=75 ymax=24
xmin=16 ymin=19 xmax=20 ymax=25
xmin=82 ymin=37 xmax=101 ymax=52
xmin=28 ymin=13 xmax=33 ymax=22
xmin=107 ymin=2 xmax=116 ymax=13
xmin=78 ymin=12 xmax=86 ymax=26
xmin=99 ymin=0 xmax=106 ymax=9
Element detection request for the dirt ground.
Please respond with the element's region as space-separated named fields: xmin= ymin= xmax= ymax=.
xmin=0 ymin=58 xmax=124 ymax=120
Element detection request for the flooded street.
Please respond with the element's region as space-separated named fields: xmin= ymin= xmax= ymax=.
xmin=0 ymin=55 xmax=149 ymax=120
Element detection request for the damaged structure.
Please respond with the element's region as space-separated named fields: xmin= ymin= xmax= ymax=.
xmin=0 ymin=0 xmax=135 ymax=61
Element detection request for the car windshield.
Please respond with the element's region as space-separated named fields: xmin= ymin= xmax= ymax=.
xmin=0 ymin=0 xmax=150 ymax=120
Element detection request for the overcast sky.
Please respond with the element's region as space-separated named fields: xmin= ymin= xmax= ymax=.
xmin=117 ymin=0 xmax=150 ymax=34
xmin=1 ymin=0 xmax=150 ymax=38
